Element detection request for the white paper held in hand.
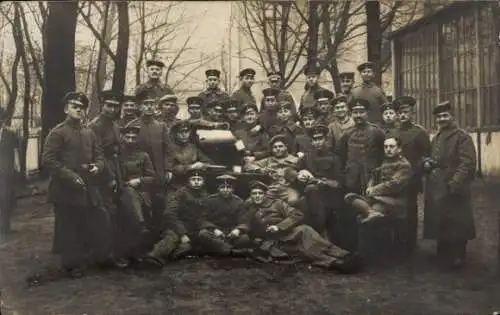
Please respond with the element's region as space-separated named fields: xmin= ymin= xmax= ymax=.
xmin=234 ymin=139 xmax=246 ymax=151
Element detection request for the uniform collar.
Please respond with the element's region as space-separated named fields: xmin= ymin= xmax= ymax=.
xmin=145 ymin=79 xmax=162 ymax=88
xmin=362 ymin=81 xmax=375 ymax=88
xmin=64 ymin=117 xmax=83 ymax=129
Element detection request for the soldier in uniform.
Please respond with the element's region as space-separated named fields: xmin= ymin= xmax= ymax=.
xmin=267 ymin=101 xmax=305 ymax=155
xmin=295 ymin=124 xmax=344 ymax=237
xmin=351 ymin=62 xmax=388 ymax=125
xmin=267 ymin=71 xmax=298 ymax=119
xmin=166 ymin=120 xmax=213 ymax=190
xmin=143 ymin=169 xmax=210 ymax=267
xmin=117 ymin=125 xmax=155 ymax=262
xmin=118 ymin=94 xmax=139 ymax=127
xmin=295 ymin=107 xmax=319 ymax=153
xmin=0 ymin=107 xmax=20 ymax=238
xmin=198 ymin=174 xmax=252 ymax=255
xmin=186 ymin=96 xmax=225 ymax=129
xmin=135 ymin=59 xmax=174 ymax=99
xmin=233 ymin=103 xmax=270 ymax=164
xmin=244 ymin=134 xmax=301 ymax=205
xmin=380 ymin=102 xmax=398 ymax=136
xmin=344 ymin=136 xmax=412 ymax=223
xmin=393 ymin=96 xmax=431 ymax=253
xmin=205 ymin=99 xmax=228 ymax=125
xmin=339 ymin=72 xmax=355 ymax=100
xmin=157 ymin=94 xmax=181 ymax=130
xmin=240 ymin=181 xmax=359 ymax=273
xmin=198 ymin=69 xmax=229 ymax=115
xmin=231 ymin=68 xmax=256 ymax=110
xmin=259 ymin=87 xmax=280 ymax=130
xmin=225 ymin=99 xmax=244 ymax=133
xmin=299 ymin=66 xmax=332 ymax=112
xmin=127 ymin=89 xmax=171 ymax=241
xmin=314 ymin=89 xmax=335 ymax=126
xmin=42 ymin=92 xmax=112 ymax=277
xmin=328 ymin=94 xmax=355 ymax=144
xmin=423 ymin=101 xmax=476 ymax=268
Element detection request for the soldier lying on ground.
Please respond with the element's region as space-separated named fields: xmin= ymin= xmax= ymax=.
xmin=239 ymin=181 xmax=360 ymax=274
xmin=344 ymin=136 xmax=412 ymax=224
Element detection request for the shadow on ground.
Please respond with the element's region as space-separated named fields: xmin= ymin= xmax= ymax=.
xmin=1 ymin=179 xmax=500 ymax=315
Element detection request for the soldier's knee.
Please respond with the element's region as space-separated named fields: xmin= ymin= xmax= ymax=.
xmin=198 ymin=229 xmax=212 ymax=238
xmin=295 ymin=224 xmax=315 ymax=234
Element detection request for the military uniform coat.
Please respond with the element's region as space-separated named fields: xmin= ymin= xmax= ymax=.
xmin=233 ymin=124 xmax=270 ymax=160
xmin=198 ymin=88 xmax=229 ymax=114
xmin=423 ymin=124 xmax=476 ymax=241
xmin=299 ymin=84 xmax=332 ymax=112
xmin=267 ymin=122 xmax=305 ymax=155
xmin=135 ymin=79 xmax=174 ymax=98
xmin=351 ymin=82 xmax=388 ymax=125
xmin=165 ymin=140 xmax=213 ymax=187
xmin=328 ymin=117 xmax=355 ymax=144
xmin=120 ymin=146 xmax=156 ymax=208
xmin=200 ymin=194 xmax=245 ymax=233
xmin=336 ymin=123 xmax=385 ymax=193
xmin=231 ymin=87 xmax=256 ymax=109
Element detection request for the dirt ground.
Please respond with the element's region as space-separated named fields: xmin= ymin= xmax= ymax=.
xmin=1 ymin=179 xmax=500 ymax=315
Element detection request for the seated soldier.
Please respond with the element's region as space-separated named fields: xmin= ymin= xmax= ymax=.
xmin=295 ymin=124 xmax=343 ymax=237
xmin=233 ymin=103 xmax=270 ymax=164
xmin=198 ymin=175 xmax=252 ymax=256
xmin=142 ymin=169 xmax=210 ymax=267
xmin=205 ymin=98 xmax=230 ymax=126
xmin=186 ymin=96 xmax=226 ymax=130
xmin=244 ymin=134 xmax=301 ymax=205
xmin=166 ymin=120 xmax=213 ymax=190
xmin=117 ymin=125 xmax=155 ymax=261
xmin=344 ymin=136 xmax=411 ymax=223
xmin=240 ymin=181 xmax=360 ymax=273
xmin=225 ymin=99 xmax=244 ymax=133
xmin=268 ymin=101 xmax=305 ymax=155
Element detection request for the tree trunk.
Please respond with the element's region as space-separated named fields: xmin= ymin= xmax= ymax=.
xmin=327 ymin=60 xmax=341 ymax=94
xmin=307 ymin=1 xmax=319 ymax=68
xmin=112 ymin=2 xmax=129 ymax=92
xmin=366 ymin=0 xmax=382 ymax=86
xmin=41 ymin=1 xmax=77 ymax=147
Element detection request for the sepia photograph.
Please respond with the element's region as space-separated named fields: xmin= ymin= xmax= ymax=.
xmin=0 ymin=0 xmax=500 ymax=314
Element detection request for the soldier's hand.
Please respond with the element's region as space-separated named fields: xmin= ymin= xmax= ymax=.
xmin=423 ymin=160 xmax=432 ymax=170
xmin=243 ymin=156 xmax=256 ymax=164
xmin=127 ymin=178 xmax=141 ymax=188
xmin=73 ymin=175 xmax=85 ymax=187
xmin=297 ymin=152 xmax=305 ymax=159
xmin=165 ymin=172 xmax=173 ymax=183
xmin=297 ymin=169 xmax=313 ymax=182
xmin=266 ymin=225 xmax=279 ymax=233
xmin=227 ymin=229 xmax=241 ymax=239
xmin=250 ymin=125 xmax=262 ymax=134
xmin=108 ymin=180 xmax=117 ymax=191
xmin=180 ymin=235 xmax=190 ymax=244
xmin=88 ymin=164 xmax=99 ymax=175
xmin=213 ymin=228 xmax=224 ymax=238
xmin=365 ymin=187 xmax=374 ymax=196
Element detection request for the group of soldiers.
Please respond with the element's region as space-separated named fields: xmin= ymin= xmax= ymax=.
xmin=40 ymin=58 xmax=477 ymax=278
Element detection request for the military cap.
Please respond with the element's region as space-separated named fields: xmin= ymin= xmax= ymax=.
xmin=122 ymin=95 xmax=136 ymax=104
xmin=269 ymin=134 xmax=288 ymax=146
xmin=205 ymin=69 xmax=221 ymax=78
xmin=63 ymin=91 xmax=89 ymax=108
xmin=159 ymin=94 xmax=178 ymax=104
xmin=348 ymin=98 xmax=371 ymax=111
xmin=267 ymin=71 xmax=282 ymax=81
xmin=432 ymin=101 xmax=452 ymax=115
xmin=304 ymin=66 xmax=321 ymax=76
xmin=226 ymin=99 xmax=241 ymax=112
xmin=241 ymin=103 xmax=259 ymax=115
xmin=393 ymin=96 xmax=416 ymax=111
xmin=262 ymin=87 xmax=280 ymax=98
xmin=207 ymin=99 xmax=225 ymax=111
xmin=277 ymin=100 xmax=293 ymax=110
xmin=187 ymin=168 xmax=205 ymax=179
xmin=239 ymin=68 xmax=256 ymax=78
xmin=332 ymin=94 xmax=348 ymax=105
xmin=357 ymin=61 xmax=375 ymax=72
xmin=339 ymin=72 xmax=355 ymax=81
xmin=216 ymin=174 xmax=237 ymax=186
xmin=100 ymin=90 xmax=123 ymax=105
xmin=135 ymin=89 xmax=157 ymax=103
xmin=120 ymin=125 xmax=140 ymax=135
xmin=170 ymin=120 xmax=192 ymax=133
xmin=300 ymin=106 xmax=318 ymax=118
xmin=249 ymin=180 xmax=268 ymax=191
xmin=186 ymin=96 xmax=203 ymax=107
xmin=380 ymin=102 xmax=395 ymax=113
xmin=146 ymin=59 xmax=165 ymax=68
xmin=314 ymin=89 xmax=334 ymax=102
xmin=309 ymin=124 xmax=329 ymax=137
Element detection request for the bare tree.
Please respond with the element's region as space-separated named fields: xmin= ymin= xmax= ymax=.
xmin=112 ymin=1 xmax=129 ymax=92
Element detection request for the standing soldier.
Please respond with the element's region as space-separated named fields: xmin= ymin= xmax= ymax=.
xmin=118 ymin=94 xmax=139 ymax=127
xmin=42 ymin=92 xmax=111 ymax=277
xmin=351 ymin=62 xmax=388 ymax=125
xmin=0 ymin=107 xmax=20 ymax=238
xmin=380 ymin=102 xmax=398 ymax=136
xmin=233 ymin=103 xmax=270 ymax=163
xmin=268 ymin=101 xmax=305 ymax=155
xmin=299 ymin=66 xmax=332 ymax=112
xmin=266 ymin=71 xmax=298 ymax=119
xmin=328 ymin=95 xmax=355 ymax=144
xmin=198 ymin=69 xmax=229 ymax=115
xmin=259 ymin=87 xmax=280 ymax=131
xmin=135 ymin=59 xmax=174 ymax=99
xmin=157 ymin=94 xmax=180 ymax=130
xmin=423 ymin=101 xmax=476 ymax=269
xmin=314 ymin=89 xmax=336 ymax=126
xmin=339 ymin=72 xmax=355 ymax=102
xmin=393 ymin=96 xmax=431 ymax=253
xmin=231 ymin=68 xmax=256 ymax=110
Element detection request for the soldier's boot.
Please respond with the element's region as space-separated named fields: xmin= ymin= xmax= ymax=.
xmin=344 ymin=193 xmax=384 ymax=224
xmin=170 ymin=242 xmax=193 ymax=259
xmin=141 ymin=231 xmax=179 ymax=268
